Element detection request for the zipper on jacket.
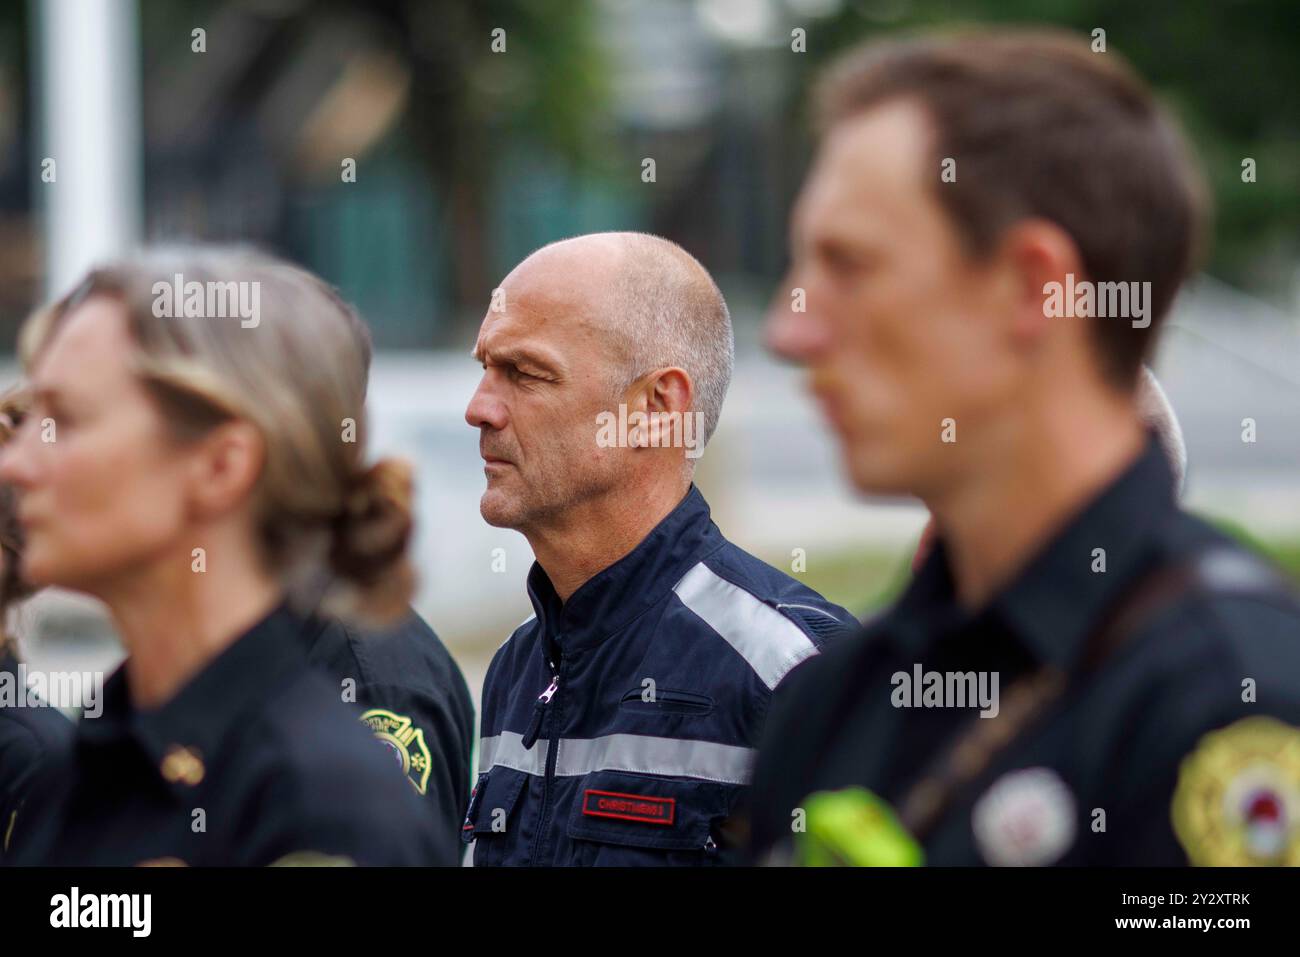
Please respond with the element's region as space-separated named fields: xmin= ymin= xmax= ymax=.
xmin=520 ymin=671 xmax=559 ymax=750
xmin=528 ymin=651 xmax=563 ymax=865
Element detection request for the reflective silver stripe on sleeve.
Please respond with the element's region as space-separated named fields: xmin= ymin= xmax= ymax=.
xmin=477 ymin=732 xmax=755 ymax=785
xmin=478 ymin=731 xmax=548 ymax=776
xmin=671 ymin=562 xmax=820 ymax=691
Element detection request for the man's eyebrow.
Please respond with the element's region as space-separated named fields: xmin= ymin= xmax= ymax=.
xmin=473 ymin=343 xmax=562 ymax=374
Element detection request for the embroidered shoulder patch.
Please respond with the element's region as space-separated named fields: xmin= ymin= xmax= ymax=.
xmin=361 ymin=708 xmax=432 ymax=795
xmin=1172 ymin=716 xmax=1300 ymax=866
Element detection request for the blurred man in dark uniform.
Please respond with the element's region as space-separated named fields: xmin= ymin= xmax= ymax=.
xmin=751 ymin=30 xmax=1300 ymax=866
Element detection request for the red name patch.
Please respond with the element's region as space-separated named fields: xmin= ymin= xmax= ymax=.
xmin=582 ymin=789 xmax=675 ymax=826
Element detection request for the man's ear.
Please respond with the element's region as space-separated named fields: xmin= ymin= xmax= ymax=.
xmin=185 ymin=420 xmax=266 ymax=521
xmin=996 ymin=219 xmax=1087 ymax=347
xmin=631 ymin=368 xmax=693 ymax=450
xmin=648 ymin=367 xmax=692 ymax=416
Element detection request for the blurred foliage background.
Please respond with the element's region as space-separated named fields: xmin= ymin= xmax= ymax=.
xmin=792 ymin=0 xmax=1300 ymax=292
xmin=0 ymin=0 xmax=1295 ymax=666
xmin=1 ymin=0 xmax=1296 ymax=348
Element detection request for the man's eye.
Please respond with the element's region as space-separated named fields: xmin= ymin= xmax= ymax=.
xmin=824 ymin=250 xmax=863 ymax=275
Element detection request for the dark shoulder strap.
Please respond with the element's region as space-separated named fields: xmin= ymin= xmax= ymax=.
xmin=899 ymin=544 xmax=1293 ymax=839
xmin=1083 ymin=546 xmax=1293 ymax=674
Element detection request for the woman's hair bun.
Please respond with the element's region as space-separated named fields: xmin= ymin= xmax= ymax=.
xmin=326 ymin=457 xmax=416 ymax=623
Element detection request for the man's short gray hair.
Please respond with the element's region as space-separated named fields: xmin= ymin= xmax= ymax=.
xmin=600 ymin=233 xmax=734 ymax=450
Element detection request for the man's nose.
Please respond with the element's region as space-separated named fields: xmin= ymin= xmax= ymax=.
xmin=764 ymin=280 xmax=832 ymax=364
xmin=465 ymin=377 xmax=507 ymax=432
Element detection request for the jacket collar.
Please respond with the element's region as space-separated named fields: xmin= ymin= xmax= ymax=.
xmin=525 ymin=484 xmax=723 ymax=658
xmin=77 ymin=601 xmax=311 ymax=799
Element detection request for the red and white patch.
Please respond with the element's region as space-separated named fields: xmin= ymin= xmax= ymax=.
xmin=582 ymin=789 xmax=675 ymax=826
xmin=972 ymin=767 xmax=1077 ymax=866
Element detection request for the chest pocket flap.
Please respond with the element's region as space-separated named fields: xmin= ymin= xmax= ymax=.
xmin=566 ymin=769 xmax=735 ymax=852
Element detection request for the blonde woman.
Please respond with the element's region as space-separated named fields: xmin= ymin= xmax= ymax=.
xmin=0 ymin=249 xmax=451 ymax=865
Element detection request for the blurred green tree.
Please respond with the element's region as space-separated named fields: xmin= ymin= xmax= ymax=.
xmin=790 ymin=0 xmax=1300 ymax=296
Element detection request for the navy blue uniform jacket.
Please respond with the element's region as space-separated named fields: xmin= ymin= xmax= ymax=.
xmin=468 ymin=486 xmax=857 ymax=865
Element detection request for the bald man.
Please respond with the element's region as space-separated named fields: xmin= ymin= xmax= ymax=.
xmin=463 ymin=232 xmax=856 ymax=866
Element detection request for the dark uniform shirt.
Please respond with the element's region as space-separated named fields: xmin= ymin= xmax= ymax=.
xmin=749 ymin=437 xmax=1300 ymax=866
xmin=305 ymin=609 xmax=475 ymax=850
xmin=1 ymin=650 xmax=74 ymax=863
xmin=12 ymin=603 xmax=453 ymax=866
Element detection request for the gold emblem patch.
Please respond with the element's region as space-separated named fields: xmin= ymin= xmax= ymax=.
xmin=361 ymin=708 xmax=432 ymax=795
xmin=1172 ymin=716 xmax=1300 ymax=866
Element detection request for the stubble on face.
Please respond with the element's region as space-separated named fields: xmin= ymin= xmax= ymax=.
xmin=473 ymin=239 xmax=632 ymax=535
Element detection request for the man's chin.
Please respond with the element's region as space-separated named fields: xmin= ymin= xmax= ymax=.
xmin=22 ymin=554 xmax=86 ymax=593
xmin=844 ymin=449 xmax=916 ymax=498
xmin=479 ymin=489 xmax=523 ymax=530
